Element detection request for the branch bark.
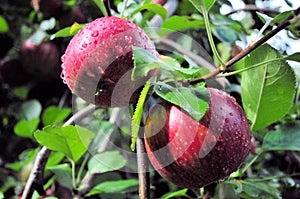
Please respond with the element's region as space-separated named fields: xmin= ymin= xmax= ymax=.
xmin=136 ymin=137 xmax=150 ymax=199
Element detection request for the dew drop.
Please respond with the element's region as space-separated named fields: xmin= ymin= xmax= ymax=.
xmin=91 ymin=30 xmax=99 ymax=37
xmin=61 ymin=55 xmax=66 ymax=62
xmin=225 ymin=118 xmax=230 ymax=123
xmin=229 ymin=112 xmax=234 ymax=116
xmin=217 ymin=136 xmax=224 ymax=142
xmin=116 ymin=45 xmax=123 ymax=54
xmin=60 ymin=71 xmax=65 ymax=80
xmin=82 ymin=42 xmax=88 ymax=48
xmin=217 ymin=146 xmax=224 ymax=151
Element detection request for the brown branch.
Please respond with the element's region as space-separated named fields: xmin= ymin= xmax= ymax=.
xmin=21 ymin=147 xmax=51 ymax=199
xmin=187 ymin=6 xmax=300 ymax=85
xmin=21 ymin=104 xmax=96 ymax=199
xmin=136 ymin=137 xmax=150 ymax=199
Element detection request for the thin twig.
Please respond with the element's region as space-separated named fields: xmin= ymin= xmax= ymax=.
xmin=21 ymin=147 xmax=51 ymax=199
xmin=187 ymin=6 xmax=300 ymax=85
xmin=136 ymin=137 xmax=150 ymax=199
xmin=225 ymin=4 xmax=280 ymax=16
xmin=21 ymin=104 xmax=96 ymax=199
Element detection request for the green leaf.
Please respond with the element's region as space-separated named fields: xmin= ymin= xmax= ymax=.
xmin=270 ymin=10 xmax=293 ymax=26
xmin=50 ymin=23 xmax=85 ymax=40
xmin=14 ymin=118 xmax=40 ymax=138
xmin=241 ymin=44 xmax=296 ymax=131
xmin=89 ymin=121 xmax=116 ymax=154
xmin=46 ymin=152 xmax=65 ymax=169
xmin=131 ymin=81 xmax=151 ymax=151
xmin=132 ymin=47 xmax=207 ymax=80
xmin=256 ymin=12 xmax=273 ymax=24
xmin=154 ymin=82 xmax=210 ymax=121
xmin=88 ymin=179 xmax=138 ymax=196
xmin=263 ymin=122 xmax=300 ymax=151
xmin=0 ymin=16 xmax=9 ymax=32
xmin=19 ymin=100 xmax=42 ymax=120
xmin=285 ymin=52 xmax=300 ymax=62
xmin=34 ymin=125 xmax=94 ymax=162
xmin=130 ymin=4 xmax=167 ymax=20
xmin=12 ymin=86 xmax=29 ymax=99
xmin=159 ymin=16 xmax=205 ymax=35
xmin=132 ymin=46 xmax=161 ymax=80
xmin=5 ymin=148 xmax=39 ymax=171
xmin=225 ymin=180 xmax=243 ymax=194
xmin=161 ymin=188 xmax=189 ymax=199
xmin=42 ymin=106 xmax=71 ymax=126
xmin=48 ymin=164 xmax=73 ymax=189
xmin=92 ymin=0 xmax=108 ymax=16
xmin=188 ymin=0 xmax=217 ymax=13
xmin=212 ymin=26 xmax=237 ymax=44
xmin=88 ymin=151 xmax=127 ymax=174
xmin=240 ymin=180 xmax=280 ymax=199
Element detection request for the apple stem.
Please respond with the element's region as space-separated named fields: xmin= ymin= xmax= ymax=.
xmin=187 ymin=6 xmax=300 ymax=85
xmin=136 ymin=137 xmax=150 ymax=199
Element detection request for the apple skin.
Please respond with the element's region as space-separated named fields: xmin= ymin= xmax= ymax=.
xmin=144 ymin=88 xmax=251 ymax=189
xmin=61 ymin=16 xmax=158 ymax=107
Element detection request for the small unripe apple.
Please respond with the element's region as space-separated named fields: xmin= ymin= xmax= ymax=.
xmin=58 ymin=5 xmax=87 ymax=28
xmin=61 ymin=16 xmax=159 ymax=107
xmin=20 ymin=39 xmax=60 ymax=81
xmin=144 ymin=88 xmax=251 ymax=189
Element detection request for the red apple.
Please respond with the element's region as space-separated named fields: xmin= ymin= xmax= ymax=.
xmin=58 ymin=5 xmax=87 ymax=28
xmin=144 ymin=88 xmax=251 ymax=189
xmin=61 ymin=16 xmax=159 ymax=107
xmin=20 ymin=39 xmax=60 ymax=81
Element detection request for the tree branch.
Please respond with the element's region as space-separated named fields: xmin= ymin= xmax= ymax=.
xmin=225 ymin=4 xmax=280 ymax=16
xmin=21 ymin=104 xmax=96 ymax=199
xmin=136 ymin=137 xmax=150 ymax=199
xmin=187 ymin=6 xmax=300 ymax=85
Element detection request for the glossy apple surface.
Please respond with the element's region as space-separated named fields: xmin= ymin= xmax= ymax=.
xmin=144 ymin=88 xmax=251 ymax=189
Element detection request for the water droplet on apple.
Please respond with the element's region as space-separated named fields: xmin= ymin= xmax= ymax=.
xmin=116 ymin=45 xmax=123 ymax=54
xmin=91 ymin=30 xmax=99 ymax=37
xmin=82 ymin=42 xmax=88 ymax=48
